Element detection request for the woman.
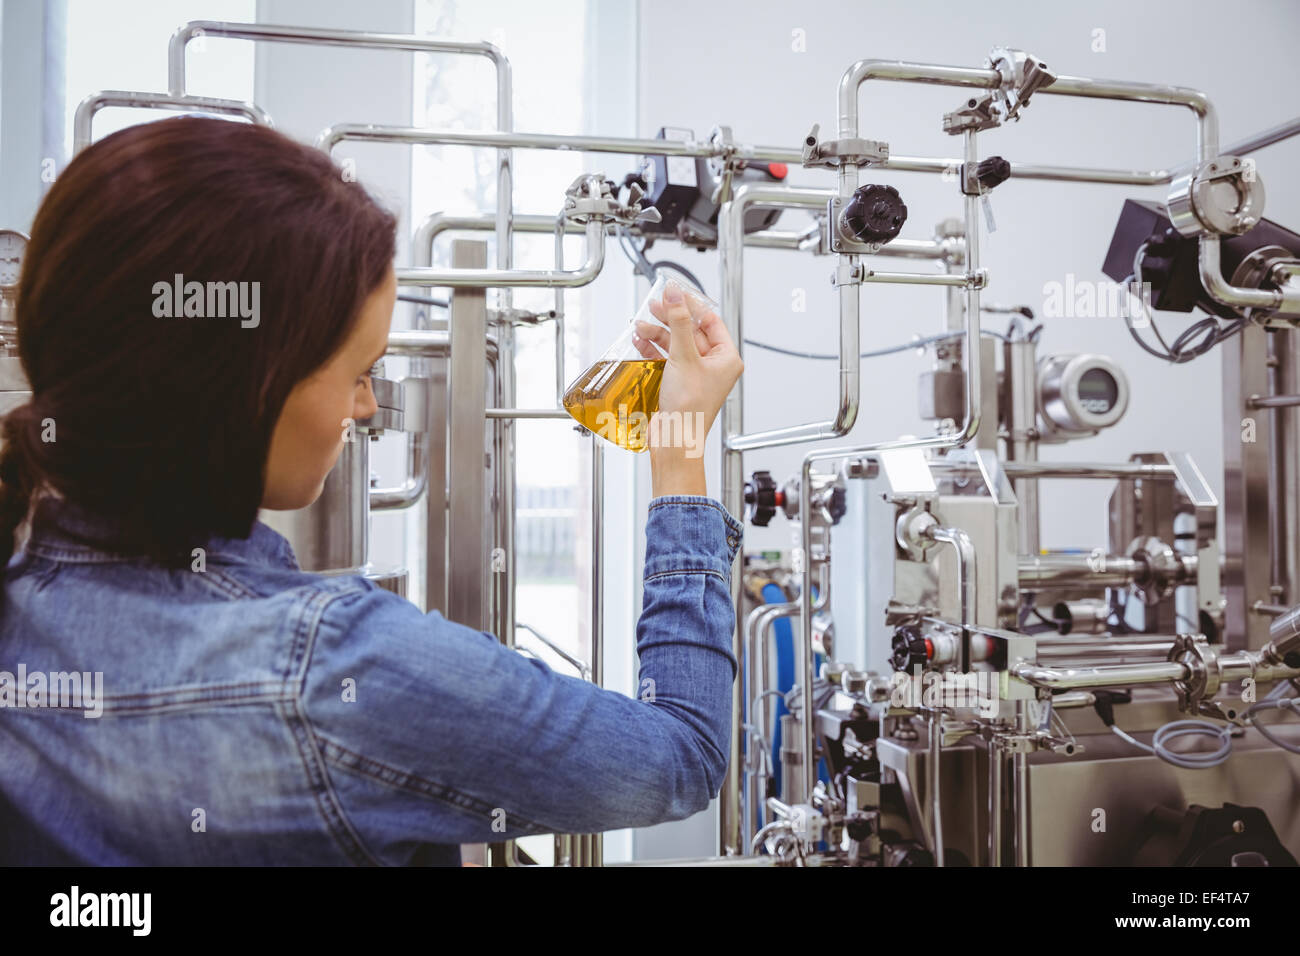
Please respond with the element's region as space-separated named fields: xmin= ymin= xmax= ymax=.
xmin=0 ymin=117 xmax=744 ymax=865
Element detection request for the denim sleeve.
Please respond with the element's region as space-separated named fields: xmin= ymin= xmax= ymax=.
xmin=300 ymin=496 xmax=742 ymax=854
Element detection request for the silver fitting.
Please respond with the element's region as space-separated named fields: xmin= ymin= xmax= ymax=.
xmin=1167 ymin=633 xmax=1223 ymax=714
xmin=801 ymin=122 xmax=891 ymax=169
xmin=943 ymin=47 xmax=1055 ymax=133
xmin=895 ymin=504 xmax=939 ymax=561
xmin=1166 ymin=156 xmax=1266 ymax=238
xmin=563 ymin=173 xmax=661 ymax=228
xmin=986 ymin=47 xmax=1056 ymax=124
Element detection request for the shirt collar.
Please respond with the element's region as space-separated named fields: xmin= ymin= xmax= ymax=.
xmin=22 ymin=495 xmax=300 ymax=569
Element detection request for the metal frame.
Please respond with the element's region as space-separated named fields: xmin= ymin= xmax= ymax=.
xmin=715 ymin=58 xmax=1300 ymax=859
xmin=72 ymin=91 xmax=272 ymax=153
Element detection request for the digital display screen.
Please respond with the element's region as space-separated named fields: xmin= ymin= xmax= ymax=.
xmin=1077 ymin=367 xmax=1118 ymax=414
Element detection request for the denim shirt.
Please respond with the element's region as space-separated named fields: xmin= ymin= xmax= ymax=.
xmin=0 ymin=493 xmax=742 ymax=865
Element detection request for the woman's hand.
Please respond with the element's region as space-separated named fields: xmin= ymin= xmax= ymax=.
xmin=635 ymin=279 xmax=744 ymax=441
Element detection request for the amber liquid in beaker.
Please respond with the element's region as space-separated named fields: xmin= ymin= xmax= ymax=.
xmin=562 ymin=359 xmax=665 ymax=452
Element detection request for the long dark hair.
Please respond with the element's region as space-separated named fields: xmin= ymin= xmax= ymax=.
xmin=0 ymin=116 xmax=397 ymax=578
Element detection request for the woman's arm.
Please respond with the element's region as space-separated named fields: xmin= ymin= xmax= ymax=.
xmin=297 ymin=495 xmax=742 ymax=854
xmin=650 ymin=445 xmax=706 ymax=497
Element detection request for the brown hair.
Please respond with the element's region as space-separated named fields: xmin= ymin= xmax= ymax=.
xmin=0 ymin=116 xmax=397 ymax=577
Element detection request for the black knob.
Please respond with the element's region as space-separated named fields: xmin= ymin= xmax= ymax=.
xmin=975 ymin=156 xmax=1011 ymax=192
xmin=827 ymin=486 xmax=847 ymax=525
xmin=890 ymin=625 xmax=930 ymax=672
xmin=842 ymin=184 xmax=907 ymax=244
xmin=744 ymin=470 xmax=778 ymax=527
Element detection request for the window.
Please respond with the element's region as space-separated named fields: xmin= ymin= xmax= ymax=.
xmin=413 ymin=0 xmax=635 ymax=864
xmin=412 ymin=0 xmax=592 ymax=685
xmin=63 ymin=0 xmax=255 ymax=161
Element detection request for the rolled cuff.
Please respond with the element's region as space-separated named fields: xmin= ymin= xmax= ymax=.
xmin=645 ymin=495 xmax=743 ymax=579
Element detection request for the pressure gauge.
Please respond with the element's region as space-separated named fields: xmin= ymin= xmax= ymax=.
xmin=0 ymin=229 xmax=30 ymax=292
xmin=1038 ymin=353 xmax=1129 ymax=436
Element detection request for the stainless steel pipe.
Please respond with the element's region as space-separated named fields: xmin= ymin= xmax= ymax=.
xmin=771 ymin=130 xmax=988 ymax=850
xmin=73 ymin=91 xmax=271 ymax=153
xmin=1012 ymin=659 xmax=1190 ymax=690
xmin=1001 ymin=461 xmax=1176 ymax=479
xmin=1019 ymin=554 xmax=1142 ymax=589
xmin=395 ymin=217 xmax=606 ymax=288
xmin=316 ymin=122 xmax=797 ymax=161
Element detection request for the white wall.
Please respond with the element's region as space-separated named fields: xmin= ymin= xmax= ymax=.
xmin=638 ymin=0 xmax=1300 ymax=604
xmin=0 ymin=0 xmax=65 ymax=231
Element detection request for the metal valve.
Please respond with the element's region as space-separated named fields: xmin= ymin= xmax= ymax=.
xmin=962 ymin=156 xmax=1011 ymax=196
xmin=891 ymin=624 xmax=931 ymax=672
xmin=840 ymin=184 xmax=908 ymax=244
xmin=744 ymin=470 xmax=781 ymax=526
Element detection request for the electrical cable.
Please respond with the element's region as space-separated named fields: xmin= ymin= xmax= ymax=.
xmin=653 ymin=259 xmax=709 ymax=293
xmin=618 ymin=226 xmax=658 ymax=282
xmin=1244 ymin=696 xmax=1300 ymax=754
xmin=1093 ymin=689 xmax=1232 ymax=768
xmin=618 ymin=224 xmax=707 ymax=289
xmin=1265 ymin=677 xmax=1298 ymax=700
xmin=1123 ymin=242 xmax=1249 ymax=364
xmin=1110 ymin=720 xmax=1234 ymax=769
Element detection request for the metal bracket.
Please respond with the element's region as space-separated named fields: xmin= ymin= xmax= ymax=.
xmin=943 ymin=47 xmax=1056 ymax=134
xmin=707 ymin=125 xmax=742 ymax=206
xmin=831 ymin=260 xmax=864 ymax=287
xmin=563 ymin=173 xmax=661 ymax=228
xmin=1167 ymin=633 xmax=1223 ymax=714
xmin=801 ymin=122 xmax=890 ymax=169
xmin=943 ymin=93 xmax=1001 ymax=135
xmin=986 ymin=47 xmax=1056 ymax=123
xmin=884 ymin=600 xmax=939 ymax=627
